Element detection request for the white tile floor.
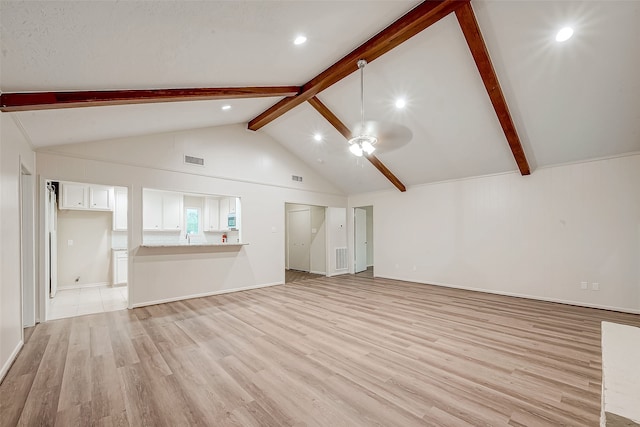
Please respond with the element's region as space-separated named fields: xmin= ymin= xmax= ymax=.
xmin=49 ymin=285 xmax=128 ymax=320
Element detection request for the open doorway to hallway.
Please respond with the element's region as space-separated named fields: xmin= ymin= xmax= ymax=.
xmin=354 ymin=205 xmax=374 ymax=278
xmin=285 ymin=203 xmax=327 ymax=283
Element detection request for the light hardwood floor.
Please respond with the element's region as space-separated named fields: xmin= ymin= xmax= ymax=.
xmin=2 ymin=275 xmax=639 ymax=426
xmin=284 ymin=269 xmax=323 ymax=283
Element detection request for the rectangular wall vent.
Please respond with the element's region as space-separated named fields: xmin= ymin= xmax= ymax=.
xmin=292 ymin=175 xmax=303 ymax=182
xmin=184 ymin=155 xmax=205 ymax=166
xmin=335 ymin=247 xmax=348 ymax=270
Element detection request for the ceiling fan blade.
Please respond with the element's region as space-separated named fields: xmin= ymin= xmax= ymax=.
xmin=352 ymin=120 xmax=413 ymax=153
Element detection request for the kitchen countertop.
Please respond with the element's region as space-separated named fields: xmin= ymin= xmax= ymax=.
xmin=139 ymin=243 xmax=248 ymax=248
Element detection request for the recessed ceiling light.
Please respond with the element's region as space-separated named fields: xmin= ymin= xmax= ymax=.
xmin=313 ymin=133 xmax=322 ymax=141
xmin=395 ymin=98 xmax=406 ymax=109
xmin=294 ymin=35 xmax=307 ymax=45
xmin=555 ymin=27 xmax=574 ymax=42
xmin=221 ymin=105 xmax=231 ymax=111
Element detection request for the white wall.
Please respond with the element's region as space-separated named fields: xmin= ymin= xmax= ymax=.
xmin=1 ymin=113 xmax=35 ymax=381
xmin=37 ymin=124 xmax=347 ymax=307
xmin=349 ymin=154 xmax=640 ymax=312
xmin=57 ymin=209 xmax=112 ymax=287
xmin=326 ymin=207 xmax=348 ymax=276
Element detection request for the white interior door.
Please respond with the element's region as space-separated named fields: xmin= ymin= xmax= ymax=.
xmin=354 ymin=207 xmax=367 ymax=273
xmin=288 ymin=209 xmax=310 ymax=272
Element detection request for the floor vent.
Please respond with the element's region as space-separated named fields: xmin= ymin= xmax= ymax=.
xmin=184 ymin=155 xmax=205 ymax=166
xmin=335 ymin=247 xmax=348 ymax=270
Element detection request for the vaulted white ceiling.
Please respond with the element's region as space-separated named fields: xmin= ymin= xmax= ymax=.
xmin=1 ymin=0 xmax=639 ymax=194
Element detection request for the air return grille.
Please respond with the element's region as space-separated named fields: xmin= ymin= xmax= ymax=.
xmin=184 ymin=155 xmax=205 ymax=166
xmin=335 ymin=247 xmax=348 ymax=270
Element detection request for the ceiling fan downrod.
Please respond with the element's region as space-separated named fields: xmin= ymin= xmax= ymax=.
xmin=349 ymin=59 xmax=377 ymax=157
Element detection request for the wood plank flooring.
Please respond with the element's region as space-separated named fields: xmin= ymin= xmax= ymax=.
xmin=284 ymin=269 xmax=323 ymax=283
xmin=2 ymin=275 xmax=640 ymax=426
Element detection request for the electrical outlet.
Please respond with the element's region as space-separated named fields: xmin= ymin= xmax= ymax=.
xmin=591 ymin=282 xmax=600 ymax=291
xmin=412 ymin=265 xmax=417 ymax=271
xmin=580 ymin=282 xmax=588 ymax=290
xmin=68 ymin=239 xmax=74 ymax=246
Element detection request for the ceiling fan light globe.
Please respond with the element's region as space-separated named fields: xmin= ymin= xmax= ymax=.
xmin=349 ymin=143 xmax=363 ymax=157
xmin=361 ymin=140 xmax=375 ymax=155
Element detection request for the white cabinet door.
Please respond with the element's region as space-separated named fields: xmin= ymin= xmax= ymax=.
xmin=112 ymin=251 xmax=128 ymax=285
xmin=143 ymin=190 xmax=163 ymax=230
xmin=228 ymin=197 xmax=237 ymax=214
xmin=113 ymin=187 xmax=128 ymax=230
xmin=203 ymin=198 xmax=220 ymax=231
xmin=61 ymin=183 xmax=88 ymax=209
xmin=90 ymin=186 xmax=112 ymax=210
xmin=162 ymin=192 xmax=183 ymax=231
xmin=218 ymin=197 xmax=230 ymax=230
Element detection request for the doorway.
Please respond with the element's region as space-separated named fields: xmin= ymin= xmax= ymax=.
xmin=285 ymin=203 xmax=327 ymax=283
xmin=354 ymin=206 xmax=374 ymax=277
xmin=43 ymin=180 xmax=129 ymax=320
xmin=288 ymin=209 xmax=310 ymax=271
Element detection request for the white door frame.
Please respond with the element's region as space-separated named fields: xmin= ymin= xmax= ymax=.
xmin=354 ymin=207 xmax=367 ymax=273
xmin=20 ymin=165 xmax=36 ymax=328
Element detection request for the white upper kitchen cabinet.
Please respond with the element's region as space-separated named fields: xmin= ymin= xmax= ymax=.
xmin=203 ymin=197 xmax=220 ymax=231
xmin=61 ymin=182 xmax=88 ymax=209
xmin=60 ymin=182 xmax=113 ymax=211
xmin=142 ymin=189 xmax=183 ymax=231
xmin=218 ymin=197 xmax=230 ymax=230
xmin=142 ymin=190 xmax=163 ymax=230
xmin=162 ymin=192 xmax=183 ymax=231
xmin=89 ymin=186 xmax=112 ymax=210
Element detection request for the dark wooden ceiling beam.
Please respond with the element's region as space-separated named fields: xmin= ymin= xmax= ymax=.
xmin=308 ymin=96 xmax=407 ymax=192
xmin=0 ymin=86 xmax=300 ymax=112
xmin=248 ymin=0 xmax=469 ymax=131
xmin=454 ymin=3 xmax=531 ymax=175
xmin=307 ymin=96 xmax=351 ymax=140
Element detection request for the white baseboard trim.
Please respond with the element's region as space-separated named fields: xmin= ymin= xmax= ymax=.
xmin=131 ymin=281 xmax=284 ymax=308
xmin=377 ymin=275 xmax=640 ymax=315
xmin=1 ymin=340 xmax=24 ymax=383
xmin=58 ymin=281 xmax=110 ymax=291
xmin=310 ymin=270 xmax=326 ymax=275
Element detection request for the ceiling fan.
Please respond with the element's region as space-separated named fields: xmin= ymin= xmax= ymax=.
xmin=347 ymin=59 xmax=412 ymax=157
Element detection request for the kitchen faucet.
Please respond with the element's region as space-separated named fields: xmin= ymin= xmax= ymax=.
xmin=185 ymin=232 xmax=191 ymax=244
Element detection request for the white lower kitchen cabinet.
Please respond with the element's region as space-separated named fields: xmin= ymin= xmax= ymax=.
xmin=112 ymin=250 xmax=128 ymax=285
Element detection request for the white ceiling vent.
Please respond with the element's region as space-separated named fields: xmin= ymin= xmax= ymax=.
xmin=184 ymin=155 xmax=205 ymax=166
xmin=292 ymin=175 xmax=303 ymax=182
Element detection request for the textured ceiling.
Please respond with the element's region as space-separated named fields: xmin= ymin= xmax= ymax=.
xmin=1 ymin=0 xmax=639 ymax=194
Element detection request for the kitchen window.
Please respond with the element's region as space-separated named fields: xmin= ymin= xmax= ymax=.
xmin=185 ymin=207 xmax=200 ymax=235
